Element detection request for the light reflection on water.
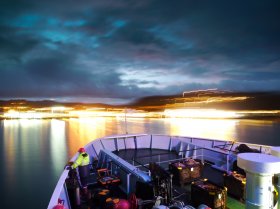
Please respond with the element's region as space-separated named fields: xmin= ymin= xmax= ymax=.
xmin=165 ymin=118 xmax=237 ymax=140
xmin=50 ymin=119 xmax=67 ymax=175
xmin=1 ymin=117 xmax=280 ymax=209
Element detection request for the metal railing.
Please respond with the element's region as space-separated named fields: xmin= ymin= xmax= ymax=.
xmin=47 ymin=133 xmax=274 ymax=209
xmin=132 ymin=146 xmax=235 ymax=173
xmin=47 ymin=170 xmax=71 ymax=209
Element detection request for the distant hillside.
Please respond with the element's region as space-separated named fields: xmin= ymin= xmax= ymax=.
xmin=1 ymin=91 xmax=280 ymax=111
xmin=130 ymin=91 xmax=280 ymax=111
xmin=0 ymin=99 xmax=114 ymax=109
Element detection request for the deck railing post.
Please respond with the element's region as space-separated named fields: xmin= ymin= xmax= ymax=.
xmin=127 ymin=173 xmax=131 ymax=195
xmin=202 ymin=148 xmax=204 ymax=164
xmin=63 ymin=183 xmax=71 ymax=209
xmin=193 ymin=145 xmax=197 ymax=159
xmin=226 ymin=154 xmax=229 ymax=172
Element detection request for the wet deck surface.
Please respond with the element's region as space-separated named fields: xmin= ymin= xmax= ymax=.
xmin=75 ymin=148 xmax=245 ymax=209
xmin=114 ymin=148 xmax=178 ymax=169
xmin=114 ymin=149 xmax=225 ymax=184
xmin=114 ymin=148 xmax=245 ymax=209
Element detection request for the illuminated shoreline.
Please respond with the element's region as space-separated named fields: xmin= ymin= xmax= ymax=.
xmin=1 ymin=108 xmax=280 ymax=120
xmin=1 ymin=90 xmax=280 ymax=120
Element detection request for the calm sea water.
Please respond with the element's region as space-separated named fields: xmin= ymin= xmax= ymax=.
xmin=1 ymin=117 xmax=280 ymax=209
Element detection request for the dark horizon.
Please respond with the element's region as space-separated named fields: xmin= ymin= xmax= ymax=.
xmin=1 ymin=90 xmax=280 ymax=112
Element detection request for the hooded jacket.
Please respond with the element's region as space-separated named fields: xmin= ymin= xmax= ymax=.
xmin=72 ymin=152 xmax=90 ymax=169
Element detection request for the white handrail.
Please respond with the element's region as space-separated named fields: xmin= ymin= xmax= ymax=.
xmin=47 ymin=170 xmax=70 ymax=209
xmin=47 ymin=134 xmax=274 ymax=209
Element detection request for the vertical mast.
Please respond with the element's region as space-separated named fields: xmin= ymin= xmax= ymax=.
xmin=125 ymin=107 xmax=128 ymax=134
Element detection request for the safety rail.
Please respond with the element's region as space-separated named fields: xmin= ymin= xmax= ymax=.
xmin=213 ymin=142 xmax=235 ymax=152
xmin=105 ymin=160 xmax=146 ymax=195
xmin=132 ymin=158 xmax=150 ymax=171
xmin=132 ymin=148 xmax=200 ymax=168
xmin=132 ymin=147 xmax=235 ymax=173
xmin=47 ymin=170 xmax=71 ymax=209
xmin=83 ymin=134 xmax=272 ymax=161
xmin=98 ymin=149 xmax=151 ymax=195
xmin=47 ymin=133 xmax=273 ymax=209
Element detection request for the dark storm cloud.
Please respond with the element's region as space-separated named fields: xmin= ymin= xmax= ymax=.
xmin=0 ymin=50 xmax=148 ymax=98
xmin=0 ymin=25 xmax=39 ymax=63
xmin=0 ymin=0 xmax=280 ymax=102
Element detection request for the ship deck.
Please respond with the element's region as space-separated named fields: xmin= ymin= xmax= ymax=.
xmin=80 ymin=148 xmax=245 ymax=209
xmin=114 ymin=148 xmax=245 ymax=209
xmin=49 ymin=134 xmax=277 ymax=209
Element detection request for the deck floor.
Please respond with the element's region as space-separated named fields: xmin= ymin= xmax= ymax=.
xmin=72 ymin=148 xmax=245 ymax=209
xmin=114 ymin=148 xmax=245 ymax=209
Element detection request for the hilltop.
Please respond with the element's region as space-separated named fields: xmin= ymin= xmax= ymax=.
xmin=1 ymin=91 xmax=280 ymax=112
xmin=130 ymin=91 xmax=280 ymax=111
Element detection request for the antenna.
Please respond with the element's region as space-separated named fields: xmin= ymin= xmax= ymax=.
xmin=124 ymin=107 xmax=128 ymax=134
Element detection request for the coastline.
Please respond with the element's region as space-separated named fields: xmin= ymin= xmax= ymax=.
xmin=1 ymin=114 xmax=280 ymax=120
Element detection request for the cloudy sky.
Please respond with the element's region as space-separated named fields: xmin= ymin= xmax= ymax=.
xmin=0 ymin=0 xmax=280 ymax=103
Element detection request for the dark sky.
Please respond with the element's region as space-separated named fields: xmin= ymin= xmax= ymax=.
xmin=0 ymin=0 xmax=280 ymax=104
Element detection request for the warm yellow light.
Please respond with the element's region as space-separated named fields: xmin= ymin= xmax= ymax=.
xmin=4 ymin=110 xmax=43 ymax=119
xmin=167 ymin=117 xmax=237 ymax=140
xmin=164 ymin=108 xmax=243 ymax=119
xmin=51 ymin=106 xmax=67 ymax=112
xmin=4 ymin=110 xmax=19 ymax=118
xmin=69 ymin=110 xmax=118 ymax=117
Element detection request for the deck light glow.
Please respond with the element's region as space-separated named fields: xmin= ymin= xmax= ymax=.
xmin=164 ymin=109 xmax=243 ymax=119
